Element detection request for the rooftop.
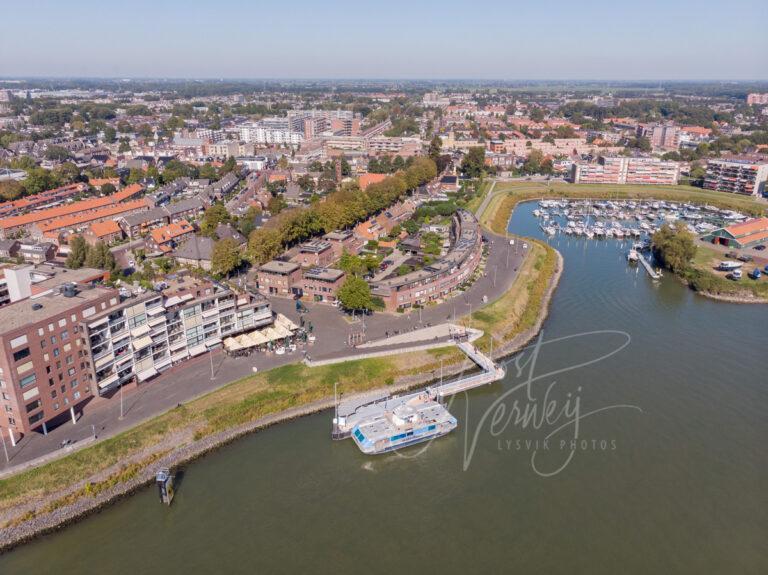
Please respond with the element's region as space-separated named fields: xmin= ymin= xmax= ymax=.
xmin=0 ymin=284 xmax=114 ymax=334
xmin=260 ymin=260 xmax=300 ymax=274
xmin=304 ymin=267 xmax=344 ymax=282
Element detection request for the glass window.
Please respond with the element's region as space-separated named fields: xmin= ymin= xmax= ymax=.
xmin=19 ymin=374 xmax=36 ymax=389
xmin=12 ymin=348 xmax=30 ymax=362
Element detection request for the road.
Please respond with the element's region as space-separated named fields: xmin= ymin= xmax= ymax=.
xmin=0 ymin=179 xmax=527 ymax=473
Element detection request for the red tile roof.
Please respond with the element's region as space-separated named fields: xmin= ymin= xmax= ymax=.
xmin=36 ymin=200 xmax=148 ymax=233
xmin=725 ymin=217 xmax=768 ymax=237
xmin=88 ymin=220 xmax=122 ymax=238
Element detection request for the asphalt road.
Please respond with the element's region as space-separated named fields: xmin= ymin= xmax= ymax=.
xmin=0 ymin=180 xmax=528 ymax=473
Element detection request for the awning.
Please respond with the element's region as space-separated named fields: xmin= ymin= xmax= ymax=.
xmin=147 ymin=305 xmax=165 ymax=316
xmin=275 ymin=313 xmax=299 ymax=331
xmin=243 ymin=331 xmax=268 ymax=346
xmin=224 ymin=337 xmax=243 ymax=351
xmin=205 ymin=337 xmax=222 ymax=347
xmin=188 ymin=344 xmax=207 ymax=357
xmin=171 ymin=350 xmax=189 ymax=363
xmin=131 ymin=324 xmax=151 ymax=338
xmin=154 ymin=357 xmax=172 ymax=370
xmin=132 ymin=335 xmax=153 ymax=350
xmin=202 ymin=308 xmax=219 ymax=318
xmin=98 ymin=373 xmax=119 ymax=389
xmin=137 ymin=367 xmax=158 ymax=382
xmin=169 ymin=339 xmax=186 ymax=352
xmin=94 ymin=353 xmax=114 ymax=369
xmin=88 ymin=316 xmax=109 ymax=329
xmin=148 ymin=315 xmax=166 ymax=326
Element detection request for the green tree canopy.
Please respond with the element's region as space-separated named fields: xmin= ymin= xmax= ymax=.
xmin=652 ymin=222 xmax=696 ymax=273
xmin=211 ymin=238 xmax=242 ymax=277
xmin=337 ymin=275 xmax=373 ymax=311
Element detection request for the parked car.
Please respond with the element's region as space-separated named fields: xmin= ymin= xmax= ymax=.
xmin=725 ymin=251 xmax=739 ymax=259
xmin=754 ymin=244 xmax=766 ymax=251
xmin=737 ymin=254 xmax=753 ymax=262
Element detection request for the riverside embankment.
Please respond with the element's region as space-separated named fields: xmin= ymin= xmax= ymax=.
xmin=0 ymin=190 xmax=562 ymax=552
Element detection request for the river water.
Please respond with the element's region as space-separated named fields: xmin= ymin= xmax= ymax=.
xmin=2 ymin=201 xmax=766 ymax=574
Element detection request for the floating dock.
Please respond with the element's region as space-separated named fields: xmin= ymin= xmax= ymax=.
xmin=332 ymin=331 xmax=505 ymax=452
xmin=638 ymin=252 xmax=663 ymax=280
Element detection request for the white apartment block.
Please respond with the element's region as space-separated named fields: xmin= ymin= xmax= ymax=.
xmin=571 ymin=157 xmax=680 ymax=185
xmin=84 ymin=282 xmax=273 ymax=394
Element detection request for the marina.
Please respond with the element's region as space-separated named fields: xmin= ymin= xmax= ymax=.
xmin=531 ymin=198 xmax=748 ymax=242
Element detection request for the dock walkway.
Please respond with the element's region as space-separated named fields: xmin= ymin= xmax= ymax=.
xmin=332 ymin=332 xmax=505 ymax=439
xmin=638 ymin=252 xmax=663 ymax=279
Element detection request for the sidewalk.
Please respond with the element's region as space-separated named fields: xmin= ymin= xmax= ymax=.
xmin=0 ymin=207 xmax=526 ymax=474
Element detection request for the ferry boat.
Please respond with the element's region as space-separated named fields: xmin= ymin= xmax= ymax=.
xmin=350 ymin=395 xmax=457 ymax=454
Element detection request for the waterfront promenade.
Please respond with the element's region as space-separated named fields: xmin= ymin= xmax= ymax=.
xmin=0 ymin=192 xmax=527 ymax=475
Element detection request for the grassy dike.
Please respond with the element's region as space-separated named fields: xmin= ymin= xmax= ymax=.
xmin=0 ymin=189 xmax=561 ymax=541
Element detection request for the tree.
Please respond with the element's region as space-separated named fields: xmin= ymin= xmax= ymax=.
xmin=101 ymin=183 xmax=116 ymax=195
xmin=0 ymin=181 xmax=25 ymax=201
xmin=652 ymin=222 xmax=696 ymax=273
xmin=461 ymin=147 xmax=486 ymax=178
xmin=23 ymin=168 xmax=55 ymax=195
xmin=118 ymin=138 xmax=131 ymax=153
xmin=339 ymin=250 xmax=366 ymax=276
xmin=44 ymin=145 xmax=70 ymax=162
xmin=220 ymin=156 xmax=237 ymax=174
xmin=85 ymin=241 xmax=111 ymax=269
xmin=247 ymin=227 xmax=283 ymax=264
xmin=428 ymin=135 xmax=443 ymax=163
xmin=337 ymin=275 xmax=373 ymax=311
xmin=104 ymin=127 xmax=117 ymax=144
xmin=199 ymin=163 xmax=218 ymax=181
xmin=66 ymin=236 xmax=88 ymax=269
xmin=211 ymin=238 xmax=242 ymax=277
xmin=200 ymin=202 xmax=231 ymax=237
xmin=529 ymin=107 xmax=545 ymax=122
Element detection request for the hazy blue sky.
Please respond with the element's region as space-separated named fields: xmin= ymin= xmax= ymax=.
xmin=1 ymin=0 xmax=767 ymax=80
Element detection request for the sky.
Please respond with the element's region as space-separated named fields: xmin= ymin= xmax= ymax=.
xmin=1 ymin=0 xmax=767 ymax=80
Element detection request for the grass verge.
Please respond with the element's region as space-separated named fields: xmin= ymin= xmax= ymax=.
xmin=0 ymin=185 xmax=559 ymax=523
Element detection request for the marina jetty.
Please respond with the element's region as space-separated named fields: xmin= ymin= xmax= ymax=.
xmin=331 ymin=327 xmax=505 ymax=454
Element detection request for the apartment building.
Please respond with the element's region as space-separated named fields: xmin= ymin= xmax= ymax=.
xmin=83 ymin=278 xmax=273 ymax=396
xmin=291 ymin=240 xmax=335 ymax=268
xmin=301 ymin=268 xmax=345 ymax=303
xmin=646 ymin=123 xmax=680 ymax=150
xmin=0 ymin=270 xmax=274 ymax=442
xmin=0 ymin=273 xmax=116 ymax=442
xmin=370 ymin=209 xmax=483 ymax=312
xmin=571 ymin=157 xmax=680 ymax=185
xmin=703 ymin=158 xmax=768 ymax=196
xmin=256 ymin=261 xmax=302 ymax=296
xmin=746 ymin=93 xmax=768 ymax=106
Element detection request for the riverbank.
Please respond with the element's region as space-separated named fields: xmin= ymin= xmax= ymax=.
xmin=0 ymin=200 xmax=562 ymax=552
